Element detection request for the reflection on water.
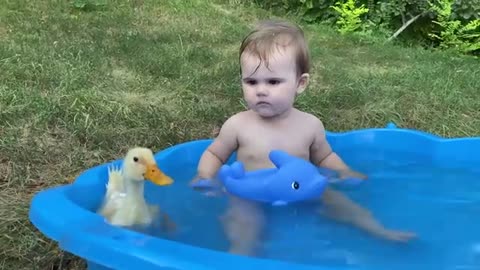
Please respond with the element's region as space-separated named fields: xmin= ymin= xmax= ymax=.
xmin=135 ymin=151 xmax=480 ymax=270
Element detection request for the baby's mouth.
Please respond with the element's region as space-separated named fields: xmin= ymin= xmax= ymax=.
xmin=256 ymin=101 xmax=270 ymax=106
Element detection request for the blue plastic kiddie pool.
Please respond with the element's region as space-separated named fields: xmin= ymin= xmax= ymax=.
xmin=29 ymin=123 xmax=480 ymax=270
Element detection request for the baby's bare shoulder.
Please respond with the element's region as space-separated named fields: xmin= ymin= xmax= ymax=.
xmin=219 ymin=111 xmax=255 ymax=134
xmin=295 ymin=110 xmax=325 ymax=130
xmin=224 ymin=111 xmax=251 ymax=125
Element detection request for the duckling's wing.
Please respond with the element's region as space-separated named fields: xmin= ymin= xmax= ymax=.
xmin=98 ymin=165 xmax=125 ymax=218
xmin=106 ymin=165 xmax=124 ymax=197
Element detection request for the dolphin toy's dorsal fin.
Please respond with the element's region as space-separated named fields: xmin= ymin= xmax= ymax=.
xmin=217 ymin=161 xmax=245 ymax=184
xmin=230 ymin=161 xmax=245 ymax=179
xmin=269 ymin=150 xmax=292 ymax=168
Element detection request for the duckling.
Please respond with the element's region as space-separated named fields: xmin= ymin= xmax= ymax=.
xmin=97 ymin=147 xmax=174 ymax=227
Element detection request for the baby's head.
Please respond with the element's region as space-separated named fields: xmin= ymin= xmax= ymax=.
xmin=239 ymin=20 xmax=310 ymax=118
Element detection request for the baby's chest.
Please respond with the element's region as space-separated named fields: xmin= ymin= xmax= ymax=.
xmin=237 ymin=128 xmax=312 ymax=158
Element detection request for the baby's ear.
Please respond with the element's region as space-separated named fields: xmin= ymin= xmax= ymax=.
xmin=296 ymin=73 xmax=310 ymax=94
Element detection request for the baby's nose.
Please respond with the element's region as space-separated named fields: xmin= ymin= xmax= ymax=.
xmin=256 ymin=85 xmax=268 ymax=96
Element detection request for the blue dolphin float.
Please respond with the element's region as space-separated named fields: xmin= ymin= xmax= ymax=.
xmin=217 ymin=150 xmax=328 ymax=206
xmin=192 ymin=150 xmax=361 ymax=206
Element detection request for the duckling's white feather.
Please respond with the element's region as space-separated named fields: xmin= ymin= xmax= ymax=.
xmin=98 ymin=165 xmax=126 ymax=220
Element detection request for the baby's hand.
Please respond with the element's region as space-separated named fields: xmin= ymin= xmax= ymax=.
xmin=189 ymin=175 xmax=214 ymax=189
xmin=338 ymin=169 xmax=368 ymax=181
xmin=189 ymin=175 xmax=224 ymax=197
xmin=378 ymin=229 xmax=417 ymax=243
xmin=189 ymin=175 xmax=202 ymax=186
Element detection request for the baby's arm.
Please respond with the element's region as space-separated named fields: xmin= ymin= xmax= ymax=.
xmin=309 ymin=119 xmax=364 ymax=178
xmin=309 ymin=121 xmax=366 ymax=179
xmin=194 ymin=115 xmax=239 ymax=181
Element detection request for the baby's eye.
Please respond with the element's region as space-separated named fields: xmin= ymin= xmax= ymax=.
xmin=268 ymin=79 xmax=281 ymax=85
xmin=244 ymin=79 xmax=257 ymax=85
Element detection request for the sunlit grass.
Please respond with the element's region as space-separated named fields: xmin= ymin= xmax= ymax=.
xmin=1 ymin=0 xmax=479 ymax=268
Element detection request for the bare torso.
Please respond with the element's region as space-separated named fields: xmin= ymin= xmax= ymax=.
xmin=198 ymin=107 xmax=414 ymax=249
xmin=235 ymin=109 xmax=318 ymax=171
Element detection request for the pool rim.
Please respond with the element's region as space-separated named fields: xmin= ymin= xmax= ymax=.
xmin=28 ymin=122 xmax=480 ymax=269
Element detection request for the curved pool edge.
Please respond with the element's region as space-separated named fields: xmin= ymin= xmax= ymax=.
xmin=28 ymin=141 xmax=337 ymax=270
xmin=29 ymin=182 xmax=336 ymax=270
xmin=326 ymin=122 xmax=480 ymax=141
xmin=29 ymin=123 xmax=480 ymax=270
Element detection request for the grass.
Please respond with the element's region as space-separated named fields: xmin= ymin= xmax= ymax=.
xmin=1 ymin=0 xmax=479 ymax=269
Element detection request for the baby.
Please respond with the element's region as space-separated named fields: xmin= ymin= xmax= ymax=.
xmin=192 ymin=19 xmax=416 ymax=256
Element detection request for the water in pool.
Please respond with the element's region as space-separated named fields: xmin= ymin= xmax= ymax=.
xmin=140 ymin=150 xmax=480 ymax=270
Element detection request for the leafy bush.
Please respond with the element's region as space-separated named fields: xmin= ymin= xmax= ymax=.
xmin=452 ymin=0 xmax=480 ymax=20
xmin=253 ymin=0 xmax=480 ymax=55
xmin=429 ymin=0 xmax=480 ymax=53
xmin=331 ymin=0 xmax=369 ymax=34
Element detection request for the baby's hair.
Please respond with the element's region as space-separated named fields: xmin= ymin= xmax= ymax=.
xmin=239 ymin=19 xmax=310 ymax=77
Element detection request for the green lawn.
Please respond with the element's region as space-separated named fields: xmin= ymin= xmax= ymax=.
xmin=1 ymin=0 xmax=479 ymax=269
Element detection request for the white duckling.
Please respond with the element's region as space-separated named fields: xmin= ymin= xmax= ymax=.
xmin=97 ymin=147 xmax=173 ymax=227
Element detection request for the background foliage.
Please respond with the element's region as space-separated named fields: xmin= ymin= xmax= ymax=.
xmin=252 ymin=0 xmax=480 ymax=55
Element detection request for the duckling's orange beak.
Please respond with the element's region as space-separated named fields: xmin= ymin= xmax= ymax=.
xmin=144 ymin=163 xmax=173 ymax=186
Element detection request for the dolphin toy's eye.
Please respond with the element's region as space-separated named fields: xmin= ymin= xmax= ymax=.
xmin=291 ymin=181 xmax=300 ymax=190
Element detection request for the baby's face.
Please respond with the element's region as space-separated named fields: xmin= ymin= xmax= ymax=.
xmin=240 ymin=46 xmax=307 ymax=119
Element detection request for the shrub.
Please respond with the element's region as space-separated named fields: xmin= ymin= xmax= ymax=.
xmin=253 ymin=0 xmax=480 ymax=55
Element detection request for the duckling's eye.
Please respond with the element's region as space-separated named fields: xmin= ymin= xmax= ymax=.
xmin=133 ymin=157 xmax=139 ymax=162
xmin=291 ymin=181 xmax=300 ymax=190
